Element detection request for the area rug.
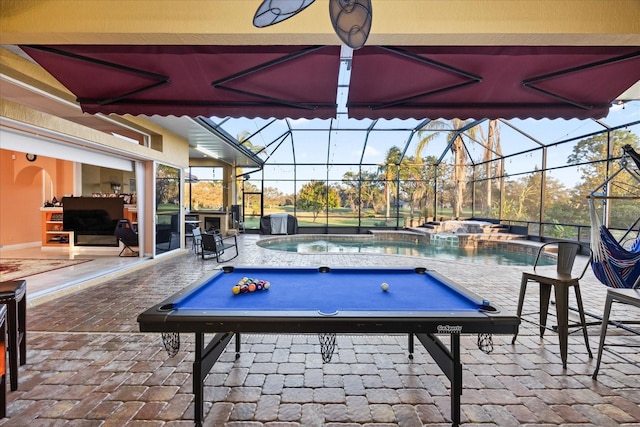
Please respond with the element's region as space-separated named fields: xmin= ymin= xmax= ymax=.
xmin=0 ymin=258 xmax=93 ymax=281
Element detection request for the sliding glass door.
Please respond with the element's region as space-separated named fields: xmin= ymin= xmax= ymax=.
xmin=155 ymin=163 xmax=181 ymax=254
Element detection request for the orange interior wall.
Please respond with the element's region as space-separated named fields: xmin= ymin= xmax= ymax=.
xmin=56 ymin=158 xmax=75 ymax=197
xmin=0 ymin=149 xmax=74 ymax=247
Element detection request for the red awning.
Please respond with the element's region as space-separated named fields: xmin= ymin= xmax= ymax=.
xmin=21 ymin=45 xmax=640 ymax=120
xmin=347 ymin=46 xmax=640 ymax=120
xmin=21 ymin=45 xmax=341 ymax=119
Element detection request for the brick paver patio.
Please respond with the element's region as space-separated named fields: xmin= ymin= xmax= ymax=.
xmin=2 ymin=234 xmax=639 ymax=426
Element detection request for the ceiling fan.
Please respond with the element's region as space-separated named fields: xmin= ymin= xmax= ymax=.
xmin=253 ymin=0 xmax=373 ymax=49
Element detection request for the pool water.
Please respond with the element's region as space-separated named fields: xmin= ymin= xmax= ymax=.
xmin=259 ymin=237 xmax=552 ymax=266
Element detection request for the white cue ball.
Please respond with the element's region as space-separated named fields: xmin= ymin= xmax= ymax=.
xmin=381 ymin=282 xmax=389 ymax=291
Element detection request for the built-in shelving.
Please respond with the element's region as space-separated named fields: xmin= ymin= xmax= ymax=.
xmin=41 ymin=207 xmax=73 ymax=248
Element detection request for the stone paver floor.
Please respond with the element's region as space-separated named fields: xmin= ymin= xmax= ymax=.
xmin=2 ymin=234 xmax=639 ymax=426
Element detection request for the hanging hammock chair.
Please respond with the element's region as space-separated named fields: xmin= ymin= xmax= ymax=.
xmin=589 ymin=197 xmax=640 ymax=289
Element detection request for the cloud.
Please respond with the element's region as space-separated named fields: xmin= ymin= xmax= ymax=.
xmin=361 ymin=145 xmax=380 ymax=160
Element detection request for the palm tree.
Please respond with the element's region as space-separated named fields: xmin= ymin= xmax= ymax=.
xmin=417 ymin=119 xmax=476 ymax=218
xmin=378 ymin=147 xmax=402 ymax=218
xmin=237 ymin=130 xmax=266 ymax=155
xmin=398 ymin=155 xmax=421 ymax=218
xmin=400 ymin=157 xmax=437 ymax=223
xmin=479 ymin=120 xmax=502 ymax=216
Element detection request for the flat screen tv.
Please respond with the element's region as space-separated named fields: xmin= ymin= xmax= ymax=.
xmin=63 ymin=197 xmax=124 ymax=246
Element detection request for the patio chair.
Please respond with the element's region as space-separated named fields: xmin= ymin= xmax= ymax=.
xmin=114 ymin=219 xmax=139 ymax=257
xmin=191 ymin=227 xmax=203 ymax=254
xmin=511 ymin=241 xmax=593 ymax=368
xmin=201 ymin=230 xmax=238 ymax=262
xmin=233 ymin=218 xmax=245 ymax=234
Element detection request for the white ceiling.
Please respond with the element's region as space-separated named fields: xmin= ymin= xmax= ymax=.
xmin=143 ymin=115 xmax=263 ymax=168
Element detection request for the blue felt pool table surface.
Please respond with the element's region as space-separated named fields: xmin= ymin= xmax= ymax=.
xmin=138 ymin=266 xmax=520 ymax=336
xmin=173 ymin=266 xmax=483 ymax=314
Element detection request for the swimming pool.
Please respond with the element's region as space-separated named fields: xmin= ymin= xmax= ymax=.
xmin=257 ymin=234 xmax=551 ymax=266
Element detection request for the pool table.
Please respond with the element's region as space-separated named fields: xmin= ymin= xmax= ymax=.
xmin=137 ymin=266 xmax=519 ymax=427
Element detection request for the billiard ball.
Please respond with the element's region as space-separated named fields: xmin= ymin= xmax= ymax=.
xmin=248 ymin=283 xmax=256 ymax=292
xmin=232 ymin=285 xmax=240 ymax=295
xmin=263 ymin=281 xmax=271 ymax=290
xmin=381 ymin=282 xmax=389 ymax=291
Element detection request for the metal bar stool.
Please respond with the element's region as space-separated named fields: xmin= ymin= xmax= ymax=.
xmin=0 ymin=280 xmax=27 ymax=391
xmin=0 ymin=303 xmax=7 ymax=418
xmin=512 ymin=242 xmax=593 ymax=368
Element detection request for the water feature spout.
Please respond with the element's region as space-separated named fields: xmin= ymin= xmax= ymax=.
xmin=431 ymin=233 xmax=460 ymax=247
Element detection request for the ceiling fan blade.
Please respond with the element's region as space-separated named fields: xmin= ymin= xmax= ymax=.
xmin=329 ymin=0 xmax=373 ymax=50
xmin=253 ymin=0 xmax=316 ymax=28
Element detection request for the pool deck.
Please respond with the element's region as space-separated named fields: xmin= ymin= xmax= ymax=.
xmin=2 ymin=233 xmax=640 ymax=426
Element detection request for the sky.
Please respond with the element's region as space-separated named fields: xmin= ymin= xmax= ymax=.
xmin=208 ymin=100 xmax=640 ymax=194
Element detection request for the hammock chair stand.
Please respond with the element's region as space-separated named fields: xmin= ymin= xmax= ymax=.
xmin=588 ymin=144 xmax=640 ymax=290
xmin=588 ymin=145 xmax=640 ymax=378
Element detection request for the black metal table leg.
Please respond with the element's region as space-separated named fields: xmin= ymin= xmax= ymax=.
xmin=192 ymin=332 xmax=234 ymax=426
xmin=415 ymin=333 xmax=462 ymax=427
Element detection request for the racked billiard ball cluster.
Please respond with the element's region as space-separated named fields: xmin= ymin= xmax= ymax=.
xmin=232 ymin=277 xmax=271 ymax=295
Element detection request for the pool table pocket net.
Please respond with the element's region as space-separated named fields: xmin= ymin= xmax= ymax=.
xmin=318 ymin=332 xmax=337 ymax=362
xmin=477 ymin=333 xmax=493 ymax=354
xmin=158 ymin=331 xmax=493 ymax=362
xmin=162 ymin=332 xmax=180 ymax=357
xmin=160 ymin=331 xmax=338 ymax=362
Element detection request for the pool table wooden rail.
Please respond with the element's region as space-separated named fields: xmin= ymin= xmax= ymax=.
xmin=138 ymin=309 xmax=519 ymax=335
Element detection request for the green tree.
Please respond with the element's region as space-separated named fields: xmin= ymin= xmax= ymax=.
xmin=341 ymin=171 xmax=361 ymax=213
xmin=398 ymin=156 xmax=421 ymax=217
xmin=478 ymin=120 xmax=502 ymax=216
xmin=241 ymin=181 xmax=261 ymax=217
xmin=568 ymin=130 xmax=639 ymax=193
xmin=397 ymin=155 xmax=439 ymax=219
xmin=378 ymin=147 xmax=402 ymax=218
xmin=156 ymin=164 xmax=180 ymax=207
xmin=190 ymin=181 xmax=223 ymax=210
xmin=297 ymin=180 xmax=339 ymax=222
xmin=342 ymin=170 xmax=385 ymax=214
xmin=543 ymin=177 xmax=572 ymax=221
xmin=567 ymin=129 xmax=639 ymax=228
xmin=502 ymin=172 xmax=540 ymax=221
xmin=362 ymin=171 xmax=385 ymax=213
xmin=263 ymin=186 xmax=286 ymax=208
xmin=417 ymin=119 xmax=477 ymax=218
xmin=237 ymin=130 xmax=266 ymax=155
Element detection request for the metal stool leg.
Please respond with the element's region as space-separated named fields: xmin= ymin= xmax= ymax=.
xmin=553 ymin=284 xmax=569 ymax=369
xmin=573 ymin=284 xmax=592 ymax=358
xmin=539 ymin=283 xmax=553 ymax=339
xmin=512 ymin=275 xmax=528 ymax=344
xmin=592 ymin=292 xmax=613 ymax=379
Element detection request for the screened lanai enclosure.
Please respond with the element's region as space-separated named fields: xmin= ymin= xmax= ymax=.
xmin=23 ymin=43 xmax=639 ymax=243
xmin=186 ymin=100 xmax=640 ymax=242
